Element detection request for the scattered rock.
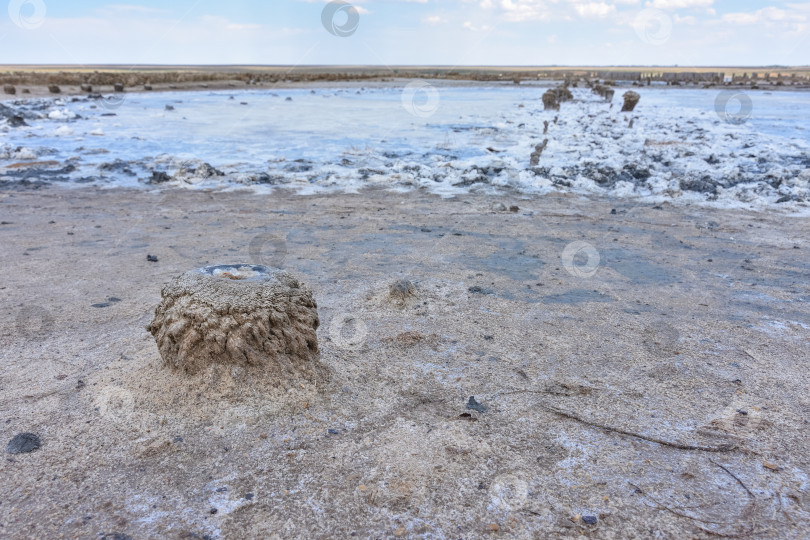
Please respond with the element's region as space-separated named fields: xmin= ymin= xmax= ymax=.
xmin=147 ymin=254 xmax=159 ymax=262
xmin=165 ymin=105 xmax=175 ymax=111
xmin=114 ymin=83 xmax=125 ymax=92
xmin=80 ymin=84 xmax=92 ymax=92
xmin=582 ymin=515 xmax=598 ymax=525
xmin=48 ymin=85 xmax=61 ymax=94
xmin=466 ymin=396 xmax=487 ymax=413
xmin=468 ymin=285 xmax=493 ymax=295
xmin=8 ymin=114 xmax=28 ymax=127
xmin=7 ymin=433 xmax=41 ymax=454
xmin=149 ymin=171 xmax=171 ymax=184
xmin=144 ymin=84 xmax=153 ymax=91
xmin=621 ymin=91 xmax=640 ymax=112
xmin=3 ymin=84 xmax=16 ymax=95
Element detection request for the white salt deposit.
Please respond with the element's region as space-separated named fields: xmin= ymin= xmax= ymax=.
xmin=1 ymin=84 xmax=808 ymax=212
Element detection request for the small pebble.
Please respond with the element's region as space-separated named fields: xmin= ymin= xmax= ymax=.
xmin=147 ymin=254 xmax=158 ymax=262
xmin=7 ymin=433 xmax=41 ymax=454
xmin=582 ymin=515 xmax=598 ymax=525
xmin=210 ymin=508 xmax=218 ymax=515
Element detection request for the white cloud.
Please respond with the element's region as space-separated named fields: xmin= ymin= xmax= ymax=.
xmin=645 ymin=0 xmax=713 ymax=9
xmin=722 ymin=7 xmax=802 ymax=25
xmin=571 ymin=2 xmax=616 ymax=18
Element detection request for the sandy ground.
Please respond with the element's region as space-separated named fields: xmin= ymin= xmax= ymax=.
xmin=1 ymin=185 xmax=809 ymax=539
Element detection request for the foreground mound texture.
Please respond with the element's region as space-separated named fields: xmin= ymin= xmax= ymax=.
xmin=148 ymin=264 xmax=324 ymax=388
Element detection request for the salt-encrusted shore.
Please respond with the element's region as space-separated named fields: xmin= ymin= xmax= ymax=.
xmin=1 ymin=185 xmax=808 ymax=538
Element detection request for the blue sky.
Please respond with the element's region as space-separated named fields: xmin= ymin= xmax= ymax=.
xmin=1 ymin=1 xmax=807 ymax=65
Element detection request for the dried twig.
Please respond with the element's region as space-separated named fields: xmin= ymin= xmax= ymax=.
xmin=543 ymin=405 xmax=736 ymax=452
xmin=710 ymin=459 xmax=755 ymax=499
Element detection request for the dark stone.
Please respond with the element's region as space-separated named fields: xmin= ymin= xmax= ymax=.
xmin=91 ymin=303 xmax=112 ymax=308
xmin=466 ymin=396 xmax=487 ymax=413
xmin=149 ymin=171 xmax=171 ymax=184
xmin=210 ymin=508 xmax=218 ymax=515
xmin=582 ymin=515 xmax=598 ymax=525
xmin=9 ymin=115 xmax=27 ymax=127
xmin=680 ymin=177 xmax=717 ymax=194
xmin=100 ymin=534 xmax=132 ymax=540
xmin=468 ymin=285 xmax=493 ymax=295
xmin=327 ymin=429 xmax=340 ymax=435
xmin=147 ymin=254 xmax=159 ymax=262
xmin=7 ymin=433 xmax=41 ymax=454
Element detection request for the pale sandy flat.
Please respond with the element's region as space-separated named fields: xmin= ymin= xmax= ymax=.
xmin=1 ymin=186 xmax=808 ymax=539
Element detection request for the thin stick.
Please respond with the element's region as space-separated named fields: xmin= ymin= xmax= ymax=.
xmin=710 ymin=459 xmax=755 ymax=499
xmin=543 ymin=405 xmax=736 ymax=452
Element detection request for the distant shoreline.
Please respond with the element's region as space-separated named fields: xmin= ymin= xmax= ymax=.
xmin=3 ymin=73 xmax=809 ymax=102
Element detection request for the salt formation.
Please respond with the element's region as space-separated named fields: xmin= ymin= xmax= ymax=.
xmin=148 ymin=265 xmax=326 ymax=389
xmin=592 ymin=84 xmax=615 ymax=101
xmin=622 ymin=91 xmax=640 ymax=112
xmin=542 ymin=90 xmax=559 ymax=111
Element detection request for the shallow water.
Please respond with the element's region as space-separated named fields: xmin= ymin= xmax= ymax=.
xmin=1 ymin=83 xmax=809 ymax=210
